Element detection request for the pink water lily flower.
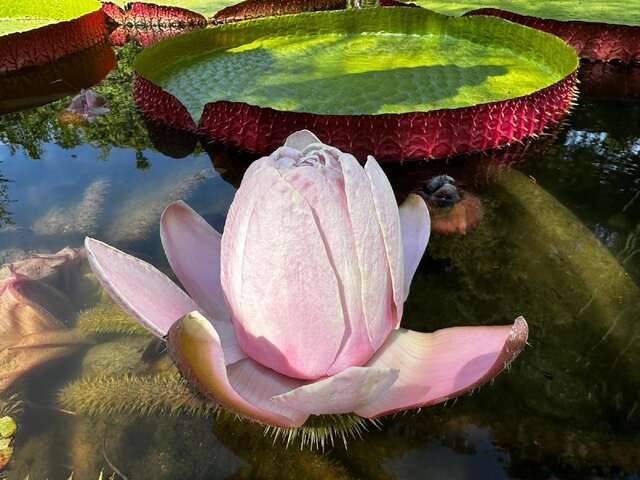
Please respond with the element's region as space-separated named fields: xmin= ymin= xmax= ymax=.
xmin=85 ymin=130 xmax=528 ymax=428
xmin=66 ymin=89 xmax=110 ymax=123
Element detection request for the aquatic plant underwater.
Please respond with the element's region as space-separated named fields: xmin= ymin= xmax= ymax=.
xmin=0 ymin=0 xmax=639 ymax=478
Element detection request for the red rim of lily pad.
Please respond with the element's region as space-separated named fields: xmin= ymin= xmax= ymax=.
xmin=134 ymin=73 xmax=577 ymax=162
xmin=464 ymin=8 xmax=640 ymax=64
xmin=214 ymin=0 xmax=345 ymax=23
xmin=0 ymin=5 xmax=107 ymax=74
xmin=132 ymin=8 xmax=579 ymax=162
xmin=101 ymin=1 xmax=207 ymax=27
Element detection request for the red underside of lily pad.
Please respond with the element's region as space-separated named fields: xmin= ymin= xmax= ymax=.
xmin=133 ymin=72 xmax=578 ymax=162
xmin=214 ymin=0 xmax=349 ymax=23
xmin=0 ymin=11 xmax=107 ymax=74
xmin=101 ymin=2 xmax=207 ymax=26
xmin=465 ymin=8 xmax=640 ymax=64
xmin=109 ymin=24 xmax=202 ymax=46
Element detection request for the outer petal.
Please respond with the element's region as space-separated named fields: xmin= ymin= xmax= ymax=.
xmin=284 ymin=129 xmax=322 ymax=151
xmin=398 ymin=194 xmax=431 ymax=302
xmin=221 ymin=162 xmax=283 ymax=317
xmin=167 ymin=311 xmax=307 ymax=428
xmin=85 ymin=237 xmax=198 ymax=337
xmin=364 ymin=156 xmax=405 ymax=323
xmin=356 ymin=317 xmax=528 ymax=418
xmin=272 ymin=366 xmax=398 ymax=415
xmin=160 ymin=200 xmax=228 ymax=322
xmin=86 ymin=237 xmax=242 ymax=363
xmin=161 ymin=201 xmax=246 ymax=364
xmin=340 ymin=153 xmax=395 ymax=351
xmin=232 ymin=175 xmax=345 ymax=379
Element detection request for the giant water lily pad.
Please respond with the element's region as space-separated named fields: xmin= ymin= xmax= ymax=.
xmin=414 ymin=0 xmax=640 ymax=63
xmin=0 ymin=0 xmax=106 ymax=73
xmin=134 ymin=7 xmax=578 ymax=161
xmin=415 ymin=0 xmax=639 ymax=26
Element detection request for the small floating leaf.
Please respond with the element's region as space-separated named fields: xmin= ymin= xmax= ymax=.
xmin=0 ymin=417 xmax=16 ymax=439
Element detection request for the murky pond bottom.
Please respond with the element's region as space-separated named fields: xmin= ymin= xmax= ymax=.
xmin=0 ymin=43 xmax=639 ymax=479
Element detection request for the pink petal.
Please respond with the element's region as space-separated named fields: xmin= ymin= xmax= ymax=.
xmin=355 ymin=317 xmax=529 ymax=418
xmin=284 ymin=129 xmax=322 ymax=151
xmin=272 ymin=366 xmax=398 ymax=415
xmin=167 ymin=311 xmax=307 ymax=427
xmin=85 ymin=89 xmax=106 ymax=109
xmin=86 ymin=237 xmax=241 ymax=364
xmin=221 ymin=162 xmax=282 ymax=325
xmin=340 ymin=152 xmax=395 ymax=351
xmin=398 ymin=194 xmax=431 ymax=301
xmin=160 ymin=201 xmax=228 ymax=322
xmin=161 ymin=201 xmax=246 ymax=364
xmin=282 ymin=165 xmax=373 ymax=376
xmin=364 ymin=155 xmax=405 ymax=325
xmin=85 ymin=237 xmax=197 ymax=337
xmin=230 ymin=174 xmax=345 ymax=379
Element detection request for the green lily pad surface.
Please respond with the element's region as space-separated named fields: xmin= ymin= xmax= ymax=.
xmin=136 ymin=8 xmax=577 ymax=122
xmin=108 ymin=0 xmax=240 ymax=17
xmin=414 ymin=0 xmax=639 ymax=27
xmin=0 ymin=0 xmax=102 ymax=36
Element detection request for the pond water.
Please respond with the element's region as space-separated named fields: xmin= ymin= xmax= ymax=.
xmin=0 ymin=39 xmax=639 ymax=480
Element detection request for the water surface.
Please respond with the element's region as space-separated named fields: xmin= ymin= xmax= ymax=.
xmin=0 ymin=41 xmax=639 ymax=479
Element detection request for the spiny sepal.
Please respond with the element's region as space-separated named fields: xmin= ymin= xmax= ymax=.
xmin=58 ymin=367 xmax=382 ymax=449
xmin=76 ymin=299 xmax=150 ymax=336
xmin=263 ymin=414 xmax=381 ymax=450
xmin=57 ymin=371 xmax=215 ymax=418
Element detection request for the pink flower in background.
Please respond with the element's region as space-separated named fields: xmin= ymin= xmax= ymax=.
xmin=66 ymin=89 xmax=109 ymax=122
xmin=85 ymin=130 xmax=528 ymax=428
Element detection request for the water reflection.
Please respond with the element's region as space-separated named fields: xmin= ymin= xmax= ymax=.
xmin=0 ymin=42 xmax=639 ymax=478
xmin=0 ymin=41 xmax=116 ymax=115
xmin=579 ymin=63 xmax=640 ymax=100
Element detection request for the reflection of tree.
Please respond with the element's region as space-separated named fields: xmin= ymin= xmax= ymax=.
xmin=0 ymin=43 xmax=169 ymax=165
xmin=0 ymin=166 xmax=13 ymax=227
